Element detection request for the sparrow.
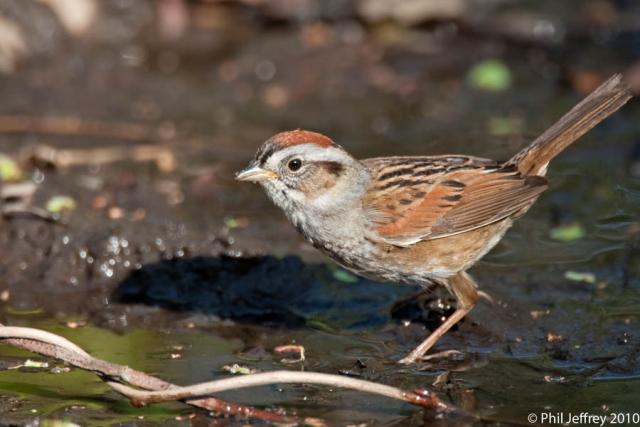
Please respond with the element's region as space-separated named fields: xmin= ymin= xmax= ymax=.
xmin=236 ymin=74 xmax=632 ymax=364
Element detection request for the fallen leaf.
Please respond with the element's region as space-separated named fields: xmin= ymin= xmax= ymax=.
xmin=40 ymin=419 xmax=81 ymax=427
xmin=46 ymin=196 xmax=76 ymax=214
xmin=222 ymin=363 xmax=257 ymax=375
xmin=10 ymin=359 xmax=50 ymax=369
xmin=530 ymin=309 xmax=550 ymax=319
xmin=108 ymin=206 xmax=125 ymax=219
xmin=543 ymin=375 xmax=567 ymax=383
xmin=488 ymin=116 xmax=523 ymax=136
xmin=564 ymin=271 xmax=596 ymax=284
xmin=550 ymin=223 xmax=585 ymax=241
xmin=333 ymin=269 xmax=358 ymax=283
xmin=0 ymin=154 xmax=23 ymax=182
xmin=274 ymin=344 xmax=306 ymax=363
xmin=468 ymin=59 xmax=512 ymax=92
xmin=547 ymin=332 xmax=563 ymax=343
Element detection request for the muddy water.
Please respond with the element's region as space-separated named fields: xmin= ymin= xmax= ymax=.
xmin=0 ymin=1 xmax=639 ymax=425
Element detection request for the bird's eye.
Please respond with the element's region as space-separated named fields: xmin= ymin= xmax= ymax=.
xmin=287 ymin=158 xmax=302 ymax=171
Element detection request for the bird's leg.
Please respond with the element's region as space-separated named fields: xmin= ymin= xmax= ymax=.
xmin=398 ymin=271 xmax=479 ymax=364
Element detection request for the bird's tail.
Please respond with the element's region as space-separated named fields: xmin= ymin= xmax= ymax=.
xmin=508 ymin=74 xmax=633 ymax=176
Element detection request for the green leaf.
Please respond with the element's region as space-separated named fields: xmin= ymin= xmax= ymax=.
xmin=468 ymin=59 xmax=512 ymax=92
xmin=550 ymin=223 xmax=586 ymax=242
xmin=333 ymin=269 xmax=358 ymax=283
xmin=46 ymin=196 xmax=77 ymax=214
xmin=0 ymin=154 xmax=23 ymax=182
xmin=224 ymin=217 xmax=239 ymax=228
xmin=306 ymin=318 xmax=339 ymax=333
xmin=24 ymin=359 xmax=49 ymax=369
xmin=488 ymin=116 xmax=522 ymax=136
xmin=41 ymin=420 xmax=81 ymax=427
xmin=564 ymin=271 xmax=596 ymax=284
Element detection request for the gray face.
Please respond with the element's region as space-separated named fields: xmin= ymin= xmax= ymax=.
xmin=236 ymin=142 xmax=370 ymax=217
xmin=261 ymin=145 xmax=344 ymax=203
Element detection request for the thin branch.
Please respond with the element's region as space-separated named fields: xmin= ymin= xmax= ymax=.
xmin=0 ymin=325 xmax=469 ymax=424
xmin=108 ymin=371 xmax=455 ymax=410
xmin=0 ymin=325 xmax=301 ymax=424
xmin=0 ymin=115 xmax=158 ymax=142
xmin=0 ymin=114 xmax=258 ymax=162
xmin=28 ymin=144 xmax=176 ymax=172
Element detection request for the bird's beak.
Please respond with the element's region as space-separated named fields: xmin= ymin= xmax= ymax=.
xmin=235 ymin=163 xmax=277 ymax=182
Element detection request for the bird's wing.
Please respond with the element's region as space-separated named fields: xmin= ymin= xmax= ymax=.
xmin=362 ymin=156 xmax=548 ymax=246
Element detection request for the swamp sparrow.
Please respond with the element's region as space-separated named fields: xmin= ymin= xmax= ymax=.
xmin=236 ymin=74 xmax=632 ymax=363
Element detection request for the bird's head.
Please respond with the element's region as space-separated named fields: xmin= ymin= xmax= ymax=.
xmin=236 ymin=130 xmax=368 ymax=214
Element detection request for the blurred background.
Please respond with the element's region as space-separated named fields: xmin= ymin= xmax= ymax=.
xmin=0 ymin=0 xmax=639 ymax=425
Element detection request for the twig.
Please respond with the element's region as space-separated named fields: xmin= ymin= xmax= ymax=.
xmin=0 ymin=325 xmax=301 ymax=424
xmin=0 ymin=115 xmax=158 ymax=142
xmin=0 ymin=182 xmax=56 ymax=222
xmin=28 ymin=144 xmax=176 ymax=172
xmin=0 ymin=114 xmax=259 ymax=162
xmin=0 ymin=181 xmax=36 ymax=200
xmin=107 ymin=371 xmax=454 ymax=410
xmin=1 ymin=206 xmax=59 ymax=222
xmin=0 ymin=325 xmax=468 ymax=424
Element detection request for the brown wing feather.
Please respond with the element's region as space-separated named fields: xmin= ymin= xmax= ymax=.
xmin=363 ymin=157 xmax=548 ymax=246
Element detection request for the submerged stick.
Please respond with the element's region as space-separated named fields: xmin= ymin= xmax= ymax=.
xmin=0 ymin=325 xmax=300 ymax=424
xmin=108 ymin=371 xmax=453 ymax=410
xmin=0 ymin=325 xmax=467 ymax=423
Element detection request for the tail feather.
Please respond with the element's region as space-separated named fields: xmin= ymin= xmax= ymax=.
xmin=508 ymin=74 xmax=633 ymax=176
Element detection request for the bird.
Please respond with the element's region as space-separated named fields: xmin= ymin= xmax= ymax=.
xmin=236 ymin=74 xmax=633 ymax=364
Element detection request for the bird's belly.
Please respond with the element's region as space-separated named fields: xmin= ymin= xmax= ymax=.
xmin=378 ymin=220 xmax=513 ymax=283
xmin=300 ymin=233 xmax=403 ymax=283
xmin=308 ymin=236 xmax=445 ymax=286
xmin=301 ymin=219 xmax=513 ymax=287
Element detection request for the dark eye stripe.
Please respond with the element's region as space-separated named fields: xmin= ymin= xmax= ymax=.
xmin=258 ymin=146 xmax=276 ymax=165
xmin=316 ymin=161 xmax=344 ymax=177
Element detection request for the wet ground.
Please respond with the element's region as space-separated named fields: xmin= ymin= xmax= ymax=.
xmin=0 ymin=0 xmax=639 ymax=425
